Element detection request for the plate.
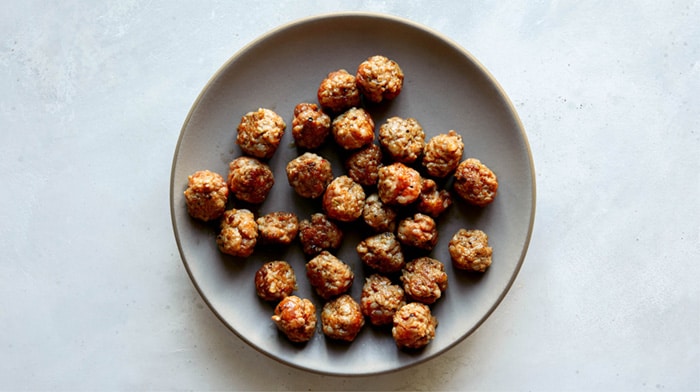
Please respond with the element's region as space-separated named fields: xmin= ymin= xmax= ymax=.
xmin=170 ymin=12 xmax=535 ymax=376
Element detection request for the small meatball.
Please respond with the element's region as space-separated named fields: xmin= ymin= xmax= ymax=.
xmin=392 ymin=302 xmax=437 ymax=350
xmin=298 ymin=213 xmax=343 ymax=255
xmin=255 ymin=261 xmax=297 ymax=301
xmin=453 ymin=158 xmax=499 ymax=207
xmin=378 ymin=117 xmax=425 ymax=164
xmin=417 ymin=178 xmax=452 ymax=217
xmin=236 ymin=108 xmax=286 ymax=159
xmin=256 ymin=212 xmax=299 ymax=245
xmin=356 ymin=232 xmax=404 ymax=274
xmin=321 ymin=294 xmax=365 ymax=342
xmin=397 ymin=213 xmax=439 ymax=251
xmin=345 ymin=144 xmax=382 ymax=186
xmin=286 ymin=152 xmax=333 ymax=199
xmin=355 ymin=55 xmax=404 ymax=103
xmin=317 ymin=69 xmax=361 ymax=113
xmin=306 ymin=251 xmax=354 ymax=299
xmin=216 ymin=209 xmax=258 ymax=257
xmin=183 ymin=170 xmax=229 ymax=221
xmin=292 ymin=103 xmax=331 ymax=150
xmin=377 ymin=162 xmax=422 ymax=206
xmin=400 ymin=257 xmax=448 ymax=304
xmin=422 ymin=130 xmax=464 ymax=178
xmin=272 ymin=295 xmax=317 ymax=343
xmin=362 ymin=193 xmax=397 ymax=232
xmin=361 ymin=274 xmax=406 ymax=326
xmin=449 ymin=229 xmax=493 ymax=272
xmin=331 ymin=107 xmax=375 ymax=150
xmin=227 ymin=156 xmax=274 ymax=204
xmin=322 ymin=176 xmax=365 ymax=222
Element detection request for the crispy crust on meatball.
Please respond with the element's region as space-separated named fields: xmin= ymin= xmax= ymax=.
xmin=453 ymin=158 xmax=498 ymax=207
xmin=362 ymin=193 xmax=397 ymax=232
xmin=272 ymin=295 xmax=317 ymax=343
xmin=216 ymin=209 xmax=258 ymax=257
xmin=236 ymin=108 xmax=286 ymax=159
xmin=321 ymin=294 xmax=365 ymax=342
xmin=292 ymin=103 xmax=331 ymax=150
xmin=356 ymin=232 xmax=404 ymax=274
xmin=255 ymin=261 xmax=297 ymax=301
xmin=331 ymin=107 xmax=375 ymax=150
xmin=392 ymin=302 xmax=437 ymax=350
xmin=227 ymin=156 xmax=274 ymax=204
xmin=378 ymin=117 xmax=425 ymax=164
xmin=449 ymin=229 xmax=493 ymax=272
xmin=422 ymin=130 xmax=464 ymax=178
xmin=345 ymin=144 xmax=382 ymax=186
xmin=397 ymin=213 xmax=439 ymax=251
xmin=298 ymin=213 xmax=343 ymax=255
xmin=355 ymin=55 xmax=404 ymax=103
xmin=184 ymin=170 xmax=229 ymax=221
xmin=361 ymin=274 xmax=406 ymax=326
xmin=322 ymin=175 xmax=365 ymax=222
xmin=417 ymin=178 xmax=452 ymax=217
xmin=317 ymin=69 xmax=361 ymax=113
xmin=377 ymin=163 xmax=422 ymax=206
xmin=306 ymin=251 xmax=354 ymax=300
xmin=286 ymin=152 xmax=333 ymax=199
xmin=256 ymin=212 xmax=299 ymax=245
xmin=400 ymin=257 xmax=448 ymax=305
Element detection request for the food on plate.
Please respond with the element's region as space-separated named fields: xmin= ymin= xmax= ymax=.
xmin=377 ymin=162 xmax=422 ymax=206
xmin=255 ymin=260 xmax=297 ymax=302
xmin=321 ymin=294 xmax=365 ymax=342
xmin=286 ymin=152 xmax=333 ymax=199
xmin=360 ymin=274 xmax=406 ymax=326
xmin=362 ymin=193 xmax=397 ymax=233
xmin=272 ymin=295 xmax=317 ymax=343
xmin=397 ymin=213 xmax=439 ymax=251
xmin=183 ymin=170 xmax=229 ymax=221
xmin=448 ymin=228 xmax=493 ymax=272
xmin=256 ymin=211 xmax=299 ymax=245
xmin=322 ymin=175 xmax=365 ymax=222
xmin=306 ymin=251 xmax=354 ymax=300
xmin=421 ymin=130 xmax=464 ymax=178
xmin=291 ymin=103 xmax=331 ymax=150
xmin=331 ymin=107 xmax=375 ymax=150
xmin=453 ymin=158 xmax=498 ymax=207
xmin=355 ymin=55 xmax=404 ymax=103
xmin=356 ymin=232 xmax=405 ymax=274
xmin=378 ymin=116 xmax=425 ymax=164
xmin=416 ymin=178 xmax=452 ymax=217
xmin=392 ymin=302 xmax=437 ymax=350
xmin=345 ymin=144 xmax=382 ymax=186
xmin=317 ymin=69 xmax=361 ymax=113
xmin=298 ymin=213 xmax=343 ymax=256
xmin=216 ymin=209 xmax=258 ymax=257
xmin=236 ymin=108 xmax=286 ymax=159
xmin=227 ymin=156 xmax=274 ymax=204
xmin=400 ymin=257 xmax=448 ymax=304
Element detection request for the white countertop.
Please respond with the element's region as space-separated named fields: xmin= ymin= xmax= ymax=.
xmin=1 ymin=1 xmax=698 ymax=390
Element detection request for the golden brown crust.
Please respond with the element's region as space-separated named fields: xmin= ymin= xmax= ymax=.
xmin=449 ymin=229 xmax=493 ymax=272
xmin=356 ymin=232 xmax=405 ymax=274
xmin=422 ymin=130 xmax=464 ymax=178
xmin=331 ymin=107 xmax=375 ymax=150
xmin=236 ymin=108 xmax=286 ymax=159
xmin=184 ymin=170 xmax=229 ymax=221
xmin=255 ymin=261 xmax=297 ymax=301
xmin=356 ymin=55 xmax=404 ymax=103
xmin=317 ymin=69 xmax=361 ymax=113
xmin=377 ymin=162 xmax=422 ymax=206
xmin=322 ymin=175 xmax=365 ymax=222
xmin=453 ymin=158 xmax=498 ymax=207
xmin=216 ymin=209 xmax=258 ymax=257
xmin=306 ymin=251 xmax=354 ymax=300
xmin=227 ymin=156 xmax=274 ymax=204
xmin=400 ymin=257 xmax=448 ymax=305
xmin=321 ymin=294 xmax=365 ymax=342
xmin=286 ymin=152 xmax=333 ymax=199
xmin=298 ymin=213 xmax=343 ymax=256
xmin=272 ymin=295 xmax=317 ymax=343
xmin=397 ymin=213 xmax=439 ymax=251
xmin=345 ymin=144 xmax=382 ymax=186
xmin=392 ymin=302 xmax=437 ymax=349
xmin=256 ymin=212 xmax=299 ymax=245
xmin=361 ymin=274 xmax=406 ymax=326
xmin=378 ymin=117 xmax=425 ymax=164
xmin=292 ymin=103 xmax=331 ymax=150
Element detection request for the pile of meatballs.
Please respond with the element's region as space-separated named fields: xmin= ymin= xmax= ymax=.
xmin=183 ymin=55 xmax=498 ymax=350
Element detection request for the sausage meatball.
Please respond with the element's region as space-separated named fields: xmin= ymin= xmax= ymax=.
xmin=216 ymin=209 xmax=258 ymax=257
xmin=356 ymin=232 xmax=404 ymax=274
xmin=378 ymin=117 xmax=425 ymax=164
xmin=256 ymin=211 xmax=299 ymax=245
xmin=362 ymin=193 xmax=397 ymax=232
xmin=306 ymin=251 xmax=354 ymax=300
xmin=449 ymin=229 xmax=493 ymax=272
xmin=453 ymin=158 xmax=499 ymax=207
xmin=227 ymin=156 xmax=274 ymax=204
xmin=291 ymin=102 xmax=331 ymax=150
xmin=422 ymin=130 xmax=464 ymax=178
xmin=286 ymin=152 xmax=333 ymax=199
xmin=345 ymin=144 xmax=382 ymax=186
xmin=255 ymin=261 xmax=297 ymax=302
xmin=322 ymin=175 xmax=365 ymax=222
xmin=184 ymin=170 xmax=229 ymax=221
xmin=361 ymin=274 xmax=406 ymax=326
xmin=355 ymin=55 xmax=404 ymax=103
xmin=397 ymin=213 xmax=439 ymax=251
xmin=321 ymin=294 xmax=365 ymax=342
xmin=392 ymin=302 xmax=437 ymax=350
xmin=400 ymin=257 xmax=448 ymax=304
xmin=331 ymin=107 xmax=375 ymax=150
xmin=417 ymin=178 xmax=452 ymax=217
xmin=377 ymin=162 xmax=422 ymax=206
xmin=236 ymin=108 xmax=286 ymax=159
xmin=317 ymin=69 xmax=361 ymax=113
xmin=298 ymin=213 xmax=343 ymax=255
xmin=271 ymin=295 xmax=317 ymax=343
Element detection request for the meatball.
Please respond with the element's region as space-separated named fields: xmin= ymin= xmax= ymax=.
xmin=378 ymin=117 xmax=425 ymax=164
xmin=417 ymin=178 xmax=452 ymax=217
xmin=255 ymin=261 xmax=297 ymax=302
xmin=356 ymin=232 xmax=404 ymax=274
xmin=361 ymin=274 xmax=406 ymax=326
xmin=256 ymin=211 xmax=299 ymax=245
xmin=292 ymin=103 xmax=331 ymax=150
xmin=331 ymin=107 xmax=375 ymax=150
xmin=317 ymin=69 xmax=361 ymax=113
xmin=392 ymin=302 xmax=437 ymax=350
xmin=397 ymin=213 xmax=439 ymax=251
xmin=286 ymin=152 xmax=333 ymax=199
xmin=355 ymin=55 xmax=404 ymax=103
xmin=271 ymin=295 xmax=317 ymax=343
xmin=422 ymin=130 xmax=464 ymax=178
xmin=345 ymin=144 xmax=382 ymax=186
xmin=322 ymin=175 xmax=365 ymax=222
xmin=377 ymin=163 xmax=422 ymax=206
xmin=306 ymin=251 xmax=354 ymax=300
xmin=321 ymin=294 xmax=365 ymax=342
xmin=236 ymin=108 xmax=286 ymax=159
xmin=298 ymin=213 xmax=343 ymax=255
xmin=449 ymin=229 xmax=493 ymax=272
xmin=400 ymin=257 xmax=448 ymax=304
xmin=362 ymin=193 xmax=397 ymax=232
xmin=227 ymin=156 xmax=274 ymax=204
xmin=183 ymin=170 xmax=229 ymax=221
xmin=453 ymin=158 xmax=499 ymax=207
xmin=216 ymin=209 xmax=258 ymax=257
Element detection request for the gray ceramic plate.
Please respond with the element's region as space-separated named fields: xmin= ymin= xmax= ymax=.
xmin=170 ymin=12 xmax=535 ymax=376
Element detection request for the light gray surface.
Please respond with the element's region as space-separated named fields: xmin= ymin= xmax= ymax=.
xmin=1 ymin=1 xmax=698 ymax=390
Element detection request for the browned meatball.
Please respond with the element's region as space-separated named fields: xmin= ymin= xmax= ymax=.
xmin=183 ymin=170 xmax=229 ymax=221
xmin=227 ymin=156 xmax=274 ymax=204
xmin=256 ymin=212 xmax=299 ymax=245
xmin=286 ymin=152 xmax=333 ymax=199
xmin=255 ymin=261 xmax=297 ymax=301
xmin=392 ymin=302 xmax=437 ymax=350
xmin=377 ymin=162 xmax=422 ymax=206
xmin=331 ymin=107 xmax=375 ymax=150
xmin=453 ymin=158 xmax=499 ymax=207
xmin=400 ymin=257 xmax=448 ymax=304
xmin=345 ymin=144 xmax=382 ymax=186
xmin=216 ymin=209 xmax=258 ymax=257
xmin=355 ymin=55 xmax=404 ymax=103
xmin=306 ymin=251 xmax=354 ymax=300
xmin=362 ymin=193 xmax=397 ymax=232
xmin=417 ymin=178 xmax=452 ymax=217
xmin=271 ymin=295 xmax=317 ymax=343
xmin=356 ymin=232 xmax=404 ymax=274
xmin=397 ymin=213 xmax=439 ymax=251
xmin=317 ymin=69 xmax=361 ymax=113
xmin=322 ymin=175 xmax=365 ymax=222
xmin=298 ymin=213 xmax=343 ymax=255
xmin=292 ymin=103 xmax=331 ymax=150
xmin=422 ymin=130 xmax=464 ymax=178
xmin=378 ymin=117 xmax=425 ymax=164
xmin=321 ymin=294 xmax=365 ymax=342
xmin=236 ymin=108 xmax=286 ymax=159
xmin=360 ymin=274 xmax=406 ymax=326
xmin=449 ymin=229 xmax=493 ymax=272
